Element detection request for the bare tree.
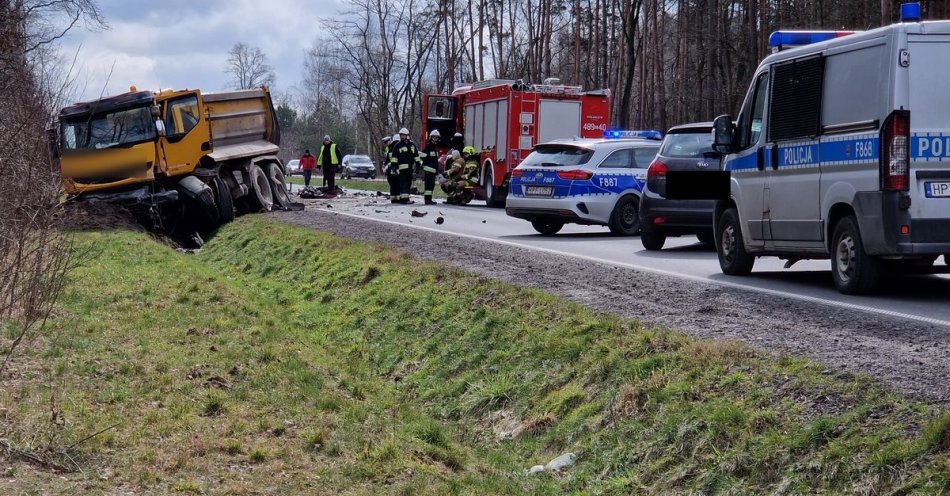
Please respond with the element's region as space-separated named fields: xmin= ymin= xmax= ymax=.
xmin=225 ymin=42 xmax=276 ymax=90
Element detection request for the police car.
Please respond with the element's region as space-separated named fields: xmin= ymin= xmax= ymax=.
xmin=505 ymin=131 xmax=662 ymax=235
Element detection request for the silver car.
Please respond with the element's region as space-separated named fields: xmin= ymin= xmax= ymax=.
xmin=505 ymin=136 xmax=661 ymax=235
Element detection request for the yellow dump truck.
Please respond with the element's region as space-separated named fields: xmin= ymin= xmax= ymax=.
xmin=57 ymin=86 xmax=291 ymax=239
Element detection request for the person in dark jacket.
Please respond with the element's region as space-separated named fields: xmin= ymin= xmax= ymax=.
xmin=451 ymin=132 xmax=464 ymax=155
xmin=392 ymin=127 xmax=420 ymax=204
xmin=317 ymin=135 xmax=343 ymax=191
xmin=419 ymin=129 xmax=441 ymax=205
xmin=299 ymin=149 xmax=316 ymax=187
xmin=384 ymin=134 xmax=401 ymax=204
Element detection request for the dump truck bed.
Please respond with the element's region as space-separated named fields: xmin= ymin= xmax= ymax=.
xmin=202 ymin=89 xmax=280 ymax=161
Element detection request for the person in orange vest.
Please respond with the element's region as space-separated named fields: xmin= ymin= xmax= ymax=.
xmin=317 ymin=135 xmax=343 ymax=191
xmin=299 ymin=149 xmax=316 ymax=187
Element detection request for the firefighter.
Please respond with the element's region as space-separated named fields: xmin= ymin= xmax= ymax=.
xmin=451 ymin=132 xmax=464 ymax=155
xmin=442 ymin=146 xmax=478 ymax=205
xmin=393 ymin=127 xmax=419 ymax=204
xmin=385 ymin=133 xmax=400 ymax=204
xmin=420 ymin=129 xmax=441 ymax=205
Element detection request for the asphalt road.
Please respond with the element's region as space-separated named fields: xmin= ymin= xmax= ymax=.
xmin=315 ymin=191 xmax=950 ymax=328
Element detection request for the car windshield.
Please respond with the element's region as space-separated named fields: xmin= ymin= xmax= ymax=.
xmin=349 ymin=155 xmax=372 ymax=164
xmin=520 ymin=145 xmax=593 ymax=167
xmin=659 ymin=130 xmax=714 ymax=158
xmin=60 ymin=106 xmax=156 ymax=152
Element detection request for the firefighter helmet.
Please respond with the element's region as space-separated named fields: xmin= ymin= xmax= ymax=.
xmin=462 ymin=146 xmax=476 ymax=156
xmin=399 ymin=127 xmax=410 ymax=135
xmin=429 ymin=129 xmax=441 ymax=137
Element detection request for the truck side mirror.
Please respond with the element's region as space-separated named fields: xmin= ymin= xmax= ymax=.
xmin=151 ymin=104 xmax=161 ymax=118
xmin=155 ymin=119 xmax=166 ymax=137
xmin=712 ymin=115 xmax=735 ymax=155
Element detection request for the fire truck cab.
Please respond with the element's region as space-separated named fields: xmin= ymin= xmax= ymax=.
xmin=423 ymin=79 xmax=611 ymax=207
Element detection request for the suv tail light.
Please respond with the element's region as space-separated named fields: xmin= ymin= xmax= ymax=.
xmin=881 ymin=110 xmax=910 ymax=191
xmin=647 ymin=159 xmax=668 ymax=197
xmin=556 ymin=170 xmax=593 ymax=181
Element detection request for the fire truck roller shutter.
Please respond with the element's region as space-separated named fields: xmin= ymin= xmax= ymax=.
xmin=538 ymin=100 xmax=581 ymax=143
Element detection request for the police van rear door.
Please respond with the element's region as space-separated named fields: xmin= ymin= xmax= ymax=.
xmin=907 ymin=26 xmax=950 ymax=224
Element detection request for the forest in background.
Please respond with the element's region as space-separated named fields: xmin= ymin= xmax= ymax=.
xmin=278 ymin=0 xmax=950 ymax=158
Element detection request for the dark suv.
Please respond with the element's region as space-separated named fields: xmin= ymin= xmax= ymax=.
xmin=638 ymin=122 xmax=720 ymax=251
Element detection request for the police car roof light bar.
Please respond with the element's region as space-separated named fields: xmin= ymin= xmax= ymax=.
xmin=767 ymin=31 xmax=856 ymax=52
xmin=603 ymin=130 xmax=664 ymax=140
xmin=901 ymin=2 xmax=921 ymax=23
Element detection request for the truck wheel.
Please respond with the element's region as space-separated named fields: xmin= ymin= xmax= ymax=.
xmin=531 ymin=219 xmax=563 ymax=235
xmin=717 ymin=207 xmax=754 ymax=275
xmin=640 ymin=231 xmax=666 ymax=251
xmin=483 ymin=167 xmax=506 ymax=208
xmin=608 ymin=195 xmax=640 ymax=236
xmin=831 ymin=216 xmax=880 ymax=295
xmin=266 ymin=163 xmax=291 ymax=209
xmin=212 ymin=175 xmax=235 ymax=224
xmin=245 ymin=164 xmax=274 ymax=212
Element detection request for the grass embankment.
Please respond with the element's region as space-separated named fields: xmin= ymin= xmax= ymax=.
xmin=2 ymin=216 xmax=948 ymax=494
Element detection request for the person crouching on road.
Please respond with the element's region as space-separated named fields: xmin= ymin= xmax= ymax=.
xmin=384 ymin=134 xmax=401 ymax=204
xmin=420 ymin=129 xmax=441 ymax=205
xmin=299 ymin=149 xmax=316 ymax=187
xmin=317 ymin=134 xmax=342 ymax=192
xmin=393 ymin=127 xmax=420 ymax=204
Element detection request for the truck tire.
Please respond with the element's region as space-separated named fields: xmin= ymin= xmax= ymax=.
xmin=831 ymin=216 xmax=880 ymax=295
xmin=531 ymin=219 xmax=564 ymax=235
xmin=717 ymin=207 xmax=754 ymax=275
xmin=266 ymin=162 xmax=291 ymax=209
xmin=212 ymin=175 xmax=235 ymax=224
xmin=245 ymin=164 xmax=274 ymax=212
xmin=608 ymin=195 xmax=640 ymax=236
xmin=640 ymin=231 xmax=666 ymax=251
xmin=483 ymin=167 xmax=506 ymax=208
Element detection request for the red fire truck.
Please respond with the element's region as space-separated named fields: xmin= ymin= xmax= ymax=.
xmin=422 ymin=79 xmax=611 ymax=207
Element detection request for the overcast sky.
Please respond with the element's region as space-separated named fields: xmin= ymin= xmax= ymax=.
xmin=61 ymin=0 xmax=337 ymax=102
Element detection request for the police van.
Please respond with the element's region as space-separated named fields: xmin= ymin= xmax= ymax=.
xmin=707 ymin=3 xmax=950 ymax=294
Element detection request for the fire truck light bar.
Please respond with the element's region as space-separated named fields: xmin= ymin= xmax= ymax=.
xmin=604 ymin=130 xmax=664 ymax=140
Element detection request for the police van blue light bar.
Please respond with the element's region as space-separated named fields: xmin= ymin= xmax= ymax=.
xmin=901 ymin=2 xmax=921 ymax=22
xmin=603 ymin=130 xmax=663 ymax=140
xmin=768 ymin=31 xmax=855 ymax=51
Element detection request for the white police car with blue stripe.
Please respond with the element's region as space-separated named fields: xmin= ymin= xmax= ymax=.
xmin=505 ymin=131 xmax=661 ymax=235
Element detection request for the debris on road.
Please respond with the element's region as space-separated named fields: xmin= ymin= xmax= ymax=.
xmin=411 ymin=210 xmax=428 ymax=217
xmin=435 ymin=217 xmax=444 ymax=225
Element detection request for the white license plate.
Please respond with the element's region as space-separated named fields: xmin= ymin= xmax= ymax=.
xmin=925 ymin=181 xmax=950 ymax=198
xmin=525 ymin=186 xmax=553 ymax=197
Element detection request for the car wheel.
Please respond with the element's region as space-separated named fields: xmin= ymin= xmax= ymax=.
xmin=531 ymin=219 xmax=564 ymax=235
xmin=640 ymin=230 xmax=666 ymax=251
xmin=716 ymin=207 xmax=754 ymax=275
xmin=243 ymin=164 xmax=274 ymax=213
xmin=831 ymin=215 xmax=880 ymax=294
xmin=608 ymin=195 xmax=640 ymax=236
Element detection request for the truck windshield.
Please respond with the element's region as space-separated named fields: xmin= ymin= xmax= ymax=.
xmin=520 ymin=145 xmax=593 ymax=167
xmin=60 ymin=106 xmax=156 ymax=152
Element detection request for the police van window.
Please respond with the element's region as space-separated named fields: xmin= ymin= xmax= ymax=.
xmin=768 ymin=56 xmax=823 ymax=142
xmin=165 ymin=96 xmax=200 ymax=138
xmin=737 ymin=73 xmax=768 ymax=149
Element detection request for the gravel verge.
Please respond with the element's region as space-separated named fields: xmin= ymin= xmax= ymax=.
xmin=273 ymin=200 xmax=950 ymax=406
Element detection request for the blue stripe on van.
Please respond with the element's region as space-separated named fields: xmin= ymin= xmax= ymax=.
xmin=912 ymin=134 xmax=950 ymax=160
